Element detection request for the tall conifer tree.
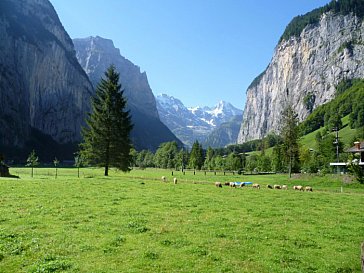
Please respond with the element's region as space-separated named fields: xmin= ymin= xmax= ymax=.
xmin=188 ymin=140 xmax=204 ymax=170
xmin=80 ymin=65 xmax=133 ymax=176
xmin=280 ymin=105 xmax=300 ymax=178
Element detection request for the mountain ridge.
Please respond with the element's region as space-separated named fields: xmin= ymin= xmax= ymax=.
xmin=156 ymin=93 xmax=242 ymax=147
xmin=73 ymin=36 xmax=182 ymax=151
xmin=238 ymin=5 xmax=364 ymax=143
xmin=0 ymin=0 xmax=93 ymax=159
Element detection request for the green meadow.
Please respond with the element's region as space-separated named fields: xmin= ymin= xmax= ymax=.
xmin=0 ymin=168 xmax=363 ymax=272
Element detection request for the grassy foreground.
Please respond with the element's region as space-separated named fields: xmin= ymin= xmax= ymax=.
xmin=0 ymin=168 xmax=363 ymax=272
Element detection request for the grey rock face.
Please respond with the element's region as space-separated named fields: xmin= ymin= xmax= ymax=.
xmin=238 ymin=12 xmax=364 ymax=143
xmin=0 ymin=0 xmax=93 ymax=146
xmin=73 ymin=36 xmax=159 ymax=119
xmin=73 ymin=36 xmax=182 ymax=150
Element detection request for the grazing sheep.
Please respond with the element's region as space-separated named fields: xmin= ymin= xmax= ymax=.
xmin=215 ymin=182 xmax=222 ymax=188
xmin=239 ymin=183 xmax=245 ymax=188
xmin=173 ymin=177 xmax=177 ymax=184
xmin=274 ymin=184 xmax=281 ymax=189
xmin=252 ymin=183 xmax=260 ymax=189
xmin=305 ymin=186 xmax=313 ymax=192
xmin=224 ymin=182 xmax=230 ymax=186
xmin=293 ymin=185 xmax=304 ymax=191
xmin=282 ymin=185 xmax=288 ymax=190
xmin=267 ymin=184 xmax=273 ymax=189
xmin=161 ymin=176 xmax=166 ymax=182
xmin=229 ymin=182 xmax=236 ymax=188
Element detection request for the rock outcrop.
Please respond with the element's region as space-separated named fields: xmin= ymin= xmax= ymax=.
xmin=0 ymin=0 xmax=93 ymax=148
xmin=238 ymin=11 xmax=364 ymax=143
xmin=73 ymin=36 xmax=182 ymax=150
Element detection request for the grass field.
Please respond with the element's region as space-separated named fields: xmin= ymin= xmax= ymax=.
xmin=0 ymin=168 xmax=363 ymax=272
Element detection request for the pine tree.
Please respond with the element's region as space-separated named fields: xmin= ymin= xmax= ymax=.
xmin=80 ymin=65 xmax=133 ymax=176
xmin=188 ymin=141 xmax=204 ymax=170
xmin=280 ymin=105 xmax=300 ymax=178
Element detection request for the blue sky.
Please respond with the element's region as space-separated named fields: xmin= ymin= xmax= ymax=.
xmin=51 ymin=0 xmax=330 ymax=108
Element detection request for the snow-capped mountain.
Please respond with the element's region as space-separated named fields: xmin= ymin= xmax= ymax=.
xmin=156 ymin=94 xmax=243 ymax=147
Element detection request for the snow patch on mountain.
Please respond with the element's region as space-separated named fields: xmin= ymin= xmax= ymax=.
xmin=156 ymin=93 xmax=243 ymax=147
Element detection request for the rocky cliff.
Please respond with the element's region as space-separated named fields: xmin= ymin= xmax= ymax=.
xmin=0 ymin=0 xmax=93 ymax=150
xmin=73 ymin=37 xmax=182 ymax=150
xmin=238 ymin=9 xmax=364 ymax=143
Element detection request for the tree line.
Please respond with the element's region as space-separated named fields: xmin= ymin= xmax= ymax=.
xmin=15 ymin=65 xmax=363 ymax=183
xmin=280 ymin=0 xmax=364 ymax=42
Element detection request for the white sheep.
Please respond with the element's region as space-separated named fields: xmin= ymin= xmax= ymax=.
xmin=293 ymin=185 xmax=304 ymax=191
xmin=274 ymin=184 xmax=281 ymax=189
xmin=305 ymin=186 xmax=313 ymax=192
xmin=215 ymin=182 xmax=222 ymax=188
xmin=173 ymin=177 xmax=177 ymax=184
xmin=252 ymin=183 xmax=260 ymax=189
xmin=282 ymin=185 xmax=288 ymax=190
xmin=161 ymin=176 xmax=166 ymax=182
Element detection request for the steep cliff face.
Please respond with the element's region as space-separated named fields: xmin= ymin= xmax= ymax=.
xmin=238 ymin=11 xmax=364 ymax=143
xmin=0 ymin=0 xmax=93 ymax=148
xmin=73 ymin=36 xmax=182 ymax=150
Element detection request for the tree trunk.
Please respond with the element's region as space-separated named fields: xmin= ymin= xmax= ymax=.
xmin=105 ymin=140 xmax=110 ymax=176
xmin=289 ymin=153 xmax=292 ymax=178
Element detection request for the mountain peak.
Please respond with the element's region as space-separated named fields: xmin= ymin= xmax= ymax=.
xmin=156 ymin=94 xmax=243 ymax=147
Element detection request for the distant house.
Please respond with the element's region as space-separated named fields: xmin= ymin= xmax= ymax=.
xmin=347 ymin=141 xmax=364 ymax=166
xmin=330 ymin=141 xmax=364 ymax=172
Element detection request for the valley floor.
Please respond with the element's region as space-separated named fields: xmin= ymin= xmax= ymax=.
xmin=0 ymin=168 xmax=363 ymax=272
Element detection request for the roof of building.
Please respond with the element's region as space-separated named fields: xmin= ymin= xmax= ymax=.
xmin=346 ymin=141 xmax=364 ymax=153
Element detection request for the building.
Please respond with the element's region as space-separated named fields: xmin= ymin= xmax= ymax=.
xmin=330 ymin=141 xmax=364 ymax=172
xmin=347 ymin=141 xmax=364 ymax=166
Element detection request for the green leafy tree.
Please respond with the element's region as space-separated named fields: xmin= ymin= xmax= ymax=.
xmin=272 ymin=145 xmax=285 ymax=172
xmin=245 ymin=155 xmax=258 ymax=173
xmin=154 ymin=142 xmax=179 ymax=169
xmin=135 ymin=150 xmax=155 ymax=169
xmin=188 ymin=141 xmax=204 ymax=170
xmin=26 ymin=150 xmax=39 ymax=178
xmin=175 ymin=148 xmax=188 ymax=170
xmin=53 ymin=157 xmax=59 ymax=178
xmin=280 ymin=105 xmax=300 ymax=177
xmin=225 ymin=152 xmax=242 ymax=171
xmin=74 ymin=152 xmax=84 ymax=178
xmin=348 ymin=153 xmax=364 ymax=184
xmin=213 ymin=155 xmax=225 ymax=171
xmin=257 ymin=154 xmax=271 ymax=172
xmin=203 ymin=147 xmax=215 ymax=170
xmin=80 ymin=65 xmax=133 ymax=176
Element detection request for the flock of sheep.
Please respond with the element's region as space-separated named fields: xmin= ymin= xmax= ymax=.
xmin=161 ymin=176 xmax=312 ymax=192
xmin=214 ymin=181 xmax=313 ymax=192
xmin=161 ymin=176 xmax=178 ymax=184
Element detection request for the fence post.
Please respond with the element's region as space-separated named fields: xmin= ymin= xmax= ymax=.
xmin=361 ymin=242 xmax=364 ymax=273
